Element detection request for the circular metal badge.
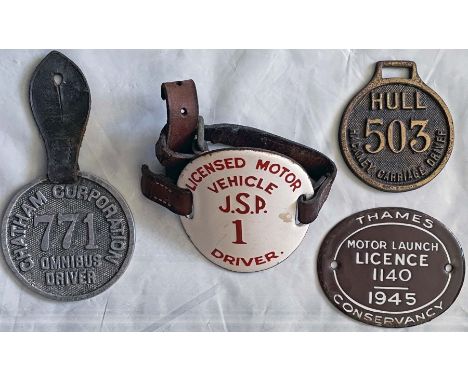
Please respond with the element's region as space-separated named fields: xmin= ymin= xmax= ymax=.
xmin=340 ymin=61 xmax=454 ymax=192
xmin=318 ymin=207 xmax=464 ymax=328
xmin=177 ymin=148 xmax=314 ymax=272
xmin=2 ymin=173 xmax=135 ymax=301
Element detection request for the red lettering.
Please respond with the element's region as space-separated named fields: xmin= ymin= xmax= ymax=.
xmin=234 ymin=157 xmax=246 ymax=168
xmin=254 ymin=256 xmax=266 ymax=265
xmin=217 ymin=178 xmax=228 ymax=190
xmin=256 ymin=159 xmax=270 ymax=171
xmin=279 ymin=167 xmax=290 ymax=177
xmin=245 ymin=176 xmax=256 ymax=187
xmin=197 ymin=166 xmax=207 ymax=178
xmin=225 ymin=158 xmax=234 ymax=169
xmin=235 ymin=193 xmax=251 ymax=214
xmin=191 ymin=171 xmax=202 ymax=182
xmin=211 ymin=249 xmax=224 ymax=259
xmin=210 ymin=249 xmax=280 ymax=267
xmin=291 ymin=179 xmax=301 ymax=192
xmin=227 ymin=176 xmax=239 ymax=187
xmin=255 ymin=196 xmax=266 ymax=213
xmin=224 ymin=255 xmax=235 ymax=265
xmin=240 ymin=258 xmax=254 ymax=266
xmin=265 ymin=252 xmax=279 ymax=262
xmin=269 ymin=164 xmax=280 ymax=174
xmin=256 ymin=177 xmax=264 ymax=191
xmin=265 ymin=182 xmax=278 ymax=195
xmin=213 ymin=159 xmax=224 ymax=170
xmin=285 ymin=173 xmax=296 ymax=183
xmin=203 ymin=162 xmax=215 ymax=175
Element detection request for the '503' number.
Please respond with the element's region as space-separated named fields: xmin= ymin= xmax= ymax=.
xmin=364 ymin=118 xmax=430 ymax=154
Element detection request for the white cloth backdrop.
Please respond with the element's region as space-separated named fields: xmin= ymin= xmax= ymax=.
xmin=0 ymin=49 xmax=466 ymax=331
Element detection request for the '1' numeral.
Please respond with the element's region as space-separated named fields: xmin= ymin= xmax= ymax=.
xmin=232 ymin=220 xmax=247 ymax=244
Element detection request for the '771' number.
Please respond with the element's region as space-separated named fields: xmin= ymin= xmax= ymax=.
xmin=34 ymin=212 xmax=98 ymax=251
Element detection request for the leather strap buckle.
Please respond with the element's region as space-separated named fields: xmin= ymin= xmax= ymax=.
xmin=142 ymin=79 xmax=337 ymax=225
xmin=192 ymin=116 xmax=209 ymax=154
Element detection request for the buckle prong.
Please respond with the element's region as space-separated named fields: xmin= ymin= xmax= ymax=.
xmin=193 ymin=116 xmax=208 ymax=154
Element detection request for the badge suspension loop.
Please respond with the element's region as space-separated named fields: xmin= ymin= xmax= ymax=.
xmin=141 ymin=80 xmax=337 ymax=272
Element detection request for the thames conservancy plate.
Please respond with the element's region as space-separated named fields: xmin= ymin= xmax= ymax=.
xmin=317 ymin=207 xmax=464 ymax=328
xmin=340 ymin=61 xmax=454 ymax=192
xmin=177 ymin=148 xmax=314 ymax=272
xmin=1 ymin=51 xmax=135 ymax=301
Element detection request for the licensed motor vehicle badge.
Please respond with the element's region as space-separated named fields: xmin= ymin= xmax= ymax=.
xmin=317 ymin=207 xmax=464 ymax=328
xmin=340 ymin=61 xmax=454 ymax=192
xmin=1 ymin=51 xmax=135 ymax=301
xmin=141 ymin=80 xmax=337 ymax=272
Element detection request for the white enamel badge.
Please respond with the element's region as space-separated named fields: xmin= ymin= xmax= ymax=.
xmin=177 ymin=149 xmax=314 ymax=272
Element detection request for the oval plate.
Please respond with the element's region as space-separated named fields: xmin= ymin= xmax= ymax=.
xmin=177 ymin=148 xmax=314 ymax=272
xmin=318 ymin=207 xmax=464 ymax=328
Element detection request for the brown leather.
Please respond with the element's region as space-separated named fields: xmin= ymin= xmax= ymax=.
xmin=141 ymin=79 xmax=337 ymax=224
xmin=204 ymin=124 xmax=337 ymax=224
xmin=141 ymin=164 xmax=193 ymax=216
xmin=158 ymin=80 xmax=199 ymax=164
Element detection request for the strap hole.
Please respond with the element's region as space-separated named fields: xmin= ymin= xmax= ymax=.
xmin=180 ymin=107 xmax=188 ymax=116
xmin=331 ymin=261 xmax=338 ymax=270
xmin=176 ymin=81 xmax=183 ymax=86
xmin=382 ymin=67 xmax=410 ymax=79
xmin=53 ymin=73 xmax=63 ymax=86
xmin=444 ymin=264 xmax=453 ymax=273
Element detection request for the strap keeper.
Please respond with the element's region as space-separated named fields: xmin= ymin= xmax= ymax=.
xmin=141 ymin=164 xmax=193 ymax=216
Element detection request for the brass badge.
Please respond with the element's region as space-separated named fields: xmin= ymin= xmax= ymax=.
xmin=340 ymin=61 xmax=454 ymax=192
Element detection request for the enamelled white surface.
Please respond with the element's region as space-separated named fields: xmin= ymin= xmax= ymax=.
xmin=0 ymin=50 xmax=467 ymax=331
xmin=177 ymin=149 xmax=313 ymax=272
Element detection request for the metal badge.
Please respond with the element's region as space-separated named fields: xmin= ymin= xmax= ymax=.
xmin=1 ymin=51 xmax=135 ymax=301
xmin=318 ymin=207 xmax=464 ymax=328
xmin=177 ymin=148 xmax=314 ymax=272
xmin=340 ymin=61 xmax=454 ymax=192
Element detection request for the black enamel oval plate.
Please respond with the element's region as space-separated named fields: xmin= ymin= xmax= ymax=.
xmin=318 ymin=207 xmax=464 ymax=328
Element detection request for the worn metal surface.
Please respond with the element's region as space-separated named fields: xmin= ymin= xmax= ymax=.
xmin=1 ymin=50 xmax=468 ymax=331
xmin=340 ymin=61 xmax=454 ymax=192
xmin=1 ymin=173 xmax=135 ymax=301
xmin=1 ymin=51 xmax=135 ymax=301
xmin=318 ymin=207 xmax=464 ymax=328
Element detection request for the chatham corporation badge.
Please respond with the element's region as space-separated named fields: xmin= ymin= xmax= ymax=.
xmin=318 ymin=207 xmax=464 ymax=328
xmin=340 ymin=61 xmax=454 ymax=192
xmin=1 ymin=51 xmax=135 ymax=301
xmin=141 ymin=80 xmax=337 ymax=272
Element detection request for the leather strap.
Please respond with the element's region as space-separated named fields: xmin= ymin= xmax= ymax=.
xmin=30 ymin=51 xmax=90 ymax=183
xmin=141 ymin=164 xmax=193 ymax=216
xmin=157 ymin=80 xmax=199 ymax=166
xmin=142 ymin=80 xmax=337 ymax=224
xmin=204 ymin=124 xmax=336 ymax=223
